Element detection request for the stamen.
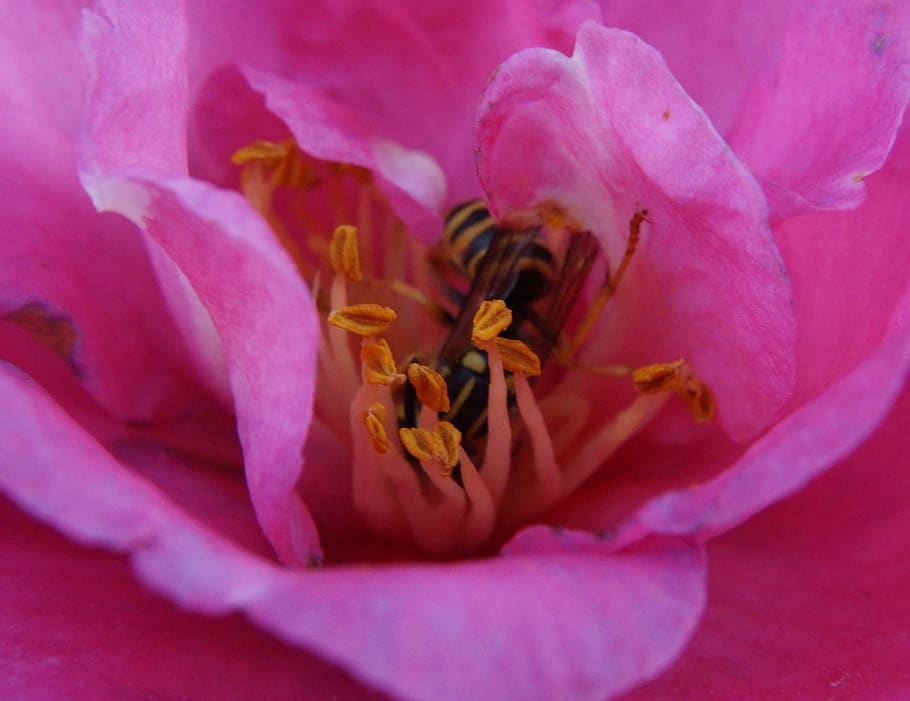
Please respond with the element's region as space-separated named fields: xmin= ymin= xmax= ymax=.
xmin=328 ymin=303 xmax=396 ymax=337
xmin=329 ymin=225 xmax=362 ymax=283
xmin=632 ymin=359 xmax=715 ymax=422
xmin=471 ymin=299 xmax=512 ymax=342
xmin=362 ymin=402 xmax=389 ymax=454
xmin=231 ymin=138 xmax=317 ymax=189
xmin=572 ymin=209 xmax=647 ymax=351
xmin=511 ymin=372 xmax=561 ymax=498
xmin=407 ymin=362 xmax=451 ymax=412
xmin=479 ymin=339 xmax=512 ymax=504
xmin=362 ymin=338 xmax=405 ymax=386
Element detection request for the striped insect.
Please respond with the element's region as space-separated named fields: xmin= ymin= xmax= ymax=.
xmin=419 ymin=200 xmax=603 ymax=460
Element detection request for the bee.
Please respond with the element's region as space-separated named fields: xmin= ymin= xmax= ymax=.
xmin=406 ymin=199 xmax=601 ymax=461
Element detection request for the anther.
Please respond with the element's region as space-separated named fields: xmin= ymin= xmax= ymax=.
xmin=398 ymin=426 xmax=444 ymax=464
xmin=471 ymin=299 xmax=512 ymax=342
xmin=434 ymin=421 xmax=462 ymax=474
xmin=363 ymin=402 xmax=389 ymax=454
xmin=328 ymin=303 xmax=396 ymax=336
xmin=362 ymin=338 xmax=405 ymax=385
xmin=407 ymin=362 xmax=451 ymax=412
xmin=330 ymin=225 xmax=362 ymax=282
xmin=490 ymin=337 xmax=542 ymax=376
xmin=398 ymin=423 xmax=462 ymax=472
xmin=632 ymin=359 xmax=715 ymax=422
xmin=230 ymin=138 xmax=316 ymax=188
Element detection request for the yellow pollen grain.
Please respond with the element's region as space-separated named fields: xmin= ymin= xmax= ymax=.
xmin=363 ymin=402 xmax=389 ymax=454
xmin=407 ymin=363 xmax=451 ymax=412
xmin=330 ymin=225 xmax=362 ymax=282
xmin=471 ymin=299 xmax=512 ymax=342
xmin=490 ymin=337 xmax=542 ymax=376
xmin=328 ymin=303 xmax=396 ymax=336
xmin=398 ymin=426 xmax=443 ymax=464
xmin=362 ymin=338 xmax=405 ymax=385
xmin=434 ymin=421 xmax=462 ymax=471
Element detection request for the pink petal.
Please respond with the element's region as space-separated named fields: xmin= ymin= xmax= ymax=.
xmin=777 ymin=125 xmax=910 ymax=404
xmin=547 ymin=124 xmax=910 ymax=547
xmin=186 ymin=0 xmax=601 ymax=203
xmin=80 ymin=0 xmax=189 ymax=175
xmin=0 ymin=504 xmax=386 ymax=701
xmin=241 ymin=65 xmax=447 ymax=241
xmin=477 ymin=21 xmax=796 ymax=441
xmin=81 ymin=172 xmax=322 ymax=565
xmin=622 ymin=378 xmax=910 ymax=700
xmin=0 ymin=3 xmax=225 ymax=423
xmin=247 ymin=532 xmax=706 ymax=701
xmin=1 ymin=360 xmax=707 ymax=701
xmin=601 ymin=2 xmax=910 ymax=220
xmin=606 ymin=327 xmax=910 ymax=548
xmin=599 ymin=1 xmax=792 ymax=139
xmin=77 ymin=2 xmax=320 ymax=563
xmin=725 ymin=0 xmax=910 ymax=218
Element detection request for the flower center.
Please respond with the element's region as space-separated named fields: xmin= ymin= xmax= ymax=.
xmin=233 ymin=139 xmax=713 ymax=555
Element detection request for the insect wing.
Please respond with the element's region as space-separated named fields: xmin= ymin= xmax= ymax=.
xmin=437 ymin=225 xmax=543 ymax=363
xmin=533 ymin=229 xmax=600 ymax=364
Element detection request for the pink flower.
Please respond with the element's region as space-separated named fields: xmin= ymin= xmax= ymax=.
xmin=2 ymin=1 xmax=909 ymax=700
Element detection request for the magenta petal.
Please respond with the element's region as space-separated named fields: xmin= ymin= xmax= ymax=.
xmin=726 ymin=0 xmax=910 ymax=218
xmin=82 ymin=171 xmax=321 ymax=564
xmin=623 ymin=380 xmax=910 ymax=700
xmin=0 ymin=361 xmax=706 ymax=700
xmin=242 ymin=65 xmax=446 ymax=240
xmin=187 ymin=0 xmax=601 ymax=202
xmin=80 ymin=0 xmax=189 ymax=175
xmin=477 ymin=22 xmax=796 ymax=440
xmin=0 ymin=502 xmax=386 ymax=701
xmin=248 ymin=533 xmax=706 ymax=701
xmin=608 ymin=325 xmax=910 ymax=548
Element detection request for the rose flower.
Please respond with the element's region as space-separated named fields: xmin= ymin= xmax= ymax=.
xmin=2 ymin=1 xmax=909 ymax=700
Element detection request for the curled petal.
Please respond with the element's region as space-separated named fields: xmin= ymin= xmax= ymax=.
xmin=477 ymin=22 xmax=796 ymax=440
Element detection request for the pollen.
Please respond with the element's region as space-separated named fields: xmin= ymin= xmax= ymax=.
xmin=330 ymin=224 xmax=362 ymax=282
xmin=362 ymin=338 xmax=405 ymax=385
xmin=489 ymin=336 xmax=541 ymax=376
xmin=407 ymin=362 xmax=451 ymax=412
xmin=362 ymin=402 xmax=389 ymax=454
xmin=328 ymin=303 xmax=397 ymax=336
xmin=471 ymin=299 xmax=512 ymax=342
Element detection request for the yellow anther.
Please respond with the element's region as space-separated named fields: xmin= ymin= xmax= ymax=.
xmin=407 ymin=363 xmax=451 ymax=413
xmin=230 ymin=138 xmax=317 ymax=188
xmin=363 ymin=402 xmax=389 ymax=454
xmin=434 ymin=421 xmax=462 ymax=472
xmin=632 ymin=359 xmax=715 ymax=422
xmin=489 ymin=337 xmax=542 ymax=377
xmin=362 ymin=338 xmax=405 ymax=385
xmin=398 ymin=426 xmax=444 ymax=464
xmin=330 ymin=225 xmax=362 ymax=282
xmin=471 ymin=299 xmax=512 ymax=342
xmin=328 ymin=303 xmax=396 ymax=336
xmin=399 ymin=423 xmax=462 ymax=472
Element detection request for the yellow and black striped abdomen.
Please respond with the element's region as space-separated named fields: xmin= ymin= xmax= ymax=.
xmin=443 ymin=200 xmax=557 ymax=306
